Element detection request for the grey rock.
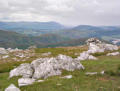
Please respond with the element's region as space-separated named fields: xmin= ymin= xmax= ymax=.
xmin=61 ymin=75 xmax=72 ymax=79
xmin=0 ymin=48 xmax=8 ymax=54
xmin=32 ymin=54 xmax=84 ymax=79
xmin=86 ymin=38 xmax=102 ymax=45
xmin=75 ymin=51 xmax=97 ymax=61
xmin=107 ymin=52 xmax=120 ymax=56
xmin=42 ymin=52 xmax=51 ymax=56
xmin=18 ymin=78 xmax=36 ymax=87
xmin=85 ymin=72 xmax=98 ymax=76
xmin=5 ymin=84 xmax=20 ymax=91
xmin=9 ymin=63 xmax=33 ymax=78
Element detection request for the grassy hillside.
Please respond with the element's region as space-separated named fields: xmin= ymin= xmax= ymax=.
xmin=0 ymin=47 xmax=120 ymax=91
xmin=0 ymin=30 xmax=87 ymax=49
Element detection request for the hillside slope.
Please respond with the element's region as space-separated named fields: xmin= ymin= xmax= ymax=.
xmin=0 ymin=30 xmax=87 ymax=49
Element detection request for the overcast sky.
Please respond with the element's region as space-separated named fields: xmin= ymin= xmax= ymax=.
xmin=0 ymin=0 xmax=119 ymax=26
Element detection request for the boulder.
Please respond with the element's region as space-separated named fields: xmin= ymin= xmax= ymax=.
xmin=86 ymin=38 xmax=102 ymax=45
xmin=18 ymin=78 xmax=35 ymax=87
xmin=56 ymin=54 xmax=84 ymax=71
xmin=107 ymin=52 xmax=120 ymax=56
xmin=88 ymin=43 xmax=104 ymax=53
xmin=88 ymin=55 xmax=98 ymax=60
xmin=5 ymin=84 xmax=20 ymax=91
xmin=75 ymin=51 xmax=97 ymax=61
xmin=86 ymin=38 xmax=119 ymax=54
xmin=103 ymin=44 xmax=118 ymax=51
xmin=32 ymin=58 xmax=62 ymax=79
xmin=0 ymin=48 xmax=8 ymax=54
xmin=9 ymin=63 xmax=33 ymax=78
xmin=32 ymin=54 xmax=84 ymax=79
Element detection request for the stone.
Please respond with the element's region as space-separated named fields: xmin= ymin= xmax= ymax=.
xmin=107 ymin=52 xmax=120 ymax=56
xmin=102 ymin=44 xmax=118 ymax=51
xmin=100 ymin=71 xmax=105 ymax=75
xmin=85 ymin=72 xmax=98 ymax=76
xmin=88 ymin=55 xmax=98 ymax=60
xmin=0 ymin=48 xmax=8 ymax=54
xmin=75 ymin=51 xmax=97 ymax=61
xmin=2 ymin=55 xmax=9 ymax=59
xmin=5 ymin=84 xmax=20 ymax=91
xmin=86 ymin=38 xmax=102 ymax=45
xmin=18 ymin=78 xmax=36 ymax=87
xmin=88 ymin=43 xmax=104 ymax=53
xmin=61 ymin=75 xmax=72 ymax=79
xmin=42 ymin=52 xmax=51 ymax=56
xmin=32 ymin=58 xmax=62 ymax=79
xmin=32 ymin=54 xmax=84 ymax=79
xmin=86 ymin=38 xmax=119 ymax=54
xmin=9 ymin=63 xmax=33 ymax=78
xmin=37 ymin=80 xmax=44 ymax=82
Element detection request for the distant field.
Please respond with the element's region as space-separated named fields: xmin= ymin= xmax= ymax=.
xmin=0 ymin=47 xmax=120 ymax=91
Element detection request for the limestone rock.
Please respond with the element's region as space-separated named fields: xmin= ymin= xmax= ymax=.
xmin=37 ymin=80 xmax=44 ymax=82
xmin=103 ymin=44 xmax=118 ymax=51
xmin=9 ymin=63 xmax=33 ymax=78
xmin=32 ymin=57 xmax=62 ymax=79
xmin=0 ymin=48 xmax=8 ymax=54
xmin=32 ymin=54 xmax=84 ymax=79
xmin=18 ymin=78 xmax=35 ymax=87
xmin=88 ymin=43 xmax=104 ymax=53
xmin=86 ymin=38 xmax=102 ymax=45
xmin=107 ymin=52 xmax=120 ymax=56
xmin=5 ymin=84 xmax=20 ymax=91
xmin=86 ymin=38 xmax=119 ymax=54
xmin=2 ymin=55 xmax=9 ymax=59
xmin=61 ymin=75 xmax=72 ymax=79
xmin=42 ymin=52 xmax=51 ymax=56
xmin=75 ymin=51 xmax=97 ymax=61
xmin=85 ymin=72 xmax=98 ymax=76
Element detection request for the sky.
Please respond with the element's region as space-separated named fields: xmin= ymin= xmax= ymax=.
xmin=0 ymin=0 xmax=120 ymax=26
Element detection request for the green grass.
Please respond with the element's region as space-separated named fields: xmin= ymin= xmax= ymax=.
xmin=0 ymin=47 xmax=120 ymax=91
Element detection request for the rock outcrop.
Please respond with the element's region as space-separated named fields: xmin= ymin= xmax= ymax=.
xmin=9 ymin=54 xmax=84 ymax=80
xmin=87 ymin=38 xmax=118 ymax=53
xmin=76 ymin=38 xmax=119 ymax=61
xmin=86 ymin=38 xmax=102 ymax=45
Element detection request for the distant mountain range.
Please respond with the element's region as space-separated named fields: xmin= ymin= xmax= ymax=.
xmin=0 ymin=21 xmax=120 ymax=48
xmin=54 ymin=25 xmax=120 ymax=40
xmin=0 ymin=21 xmax=66 ymax=36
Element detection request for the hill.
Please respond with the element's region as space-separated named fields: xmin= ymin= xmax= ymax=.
xmin=0 ymin=45 xmax=120 ymax=91
xmin=0 ymin=30 xmax=87 ymax=49
xmin=54 ymin=25 xmax=120 ymax=41
xmin=0 ymin=21 xmax=65 ymax=36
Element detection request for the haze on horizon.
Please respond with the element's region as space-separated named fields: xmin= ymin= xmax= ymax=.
xmin=0 ymin=0 xmax=120 ymax=26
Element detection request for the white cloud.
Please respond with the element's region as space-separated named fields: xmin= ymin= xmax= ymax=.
xmin=0 ymin=0 xmax=120 ymax=26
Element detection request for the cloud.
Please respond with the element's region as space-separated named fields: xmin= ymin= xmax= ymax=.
xmin=0 ymin=0 xmax=120 ymax=26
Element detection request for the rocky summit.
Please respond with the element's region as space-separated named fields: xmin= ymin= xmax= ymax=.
xmin=1 ymin=38 xmax=120 ymax=91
